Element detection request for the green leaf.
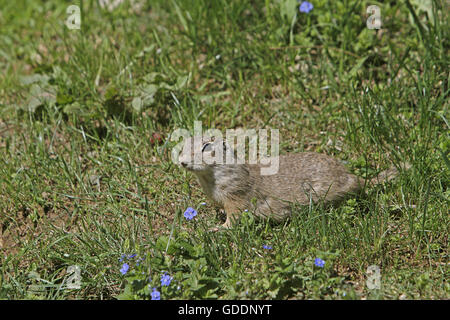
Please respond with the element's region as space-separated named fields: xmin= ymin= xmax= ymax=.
xmin=172 ymin=0 xmax=189 ymax=32
xmin=26 ymin=84 xmax=56 ymax=112
xmin=410 ymin=0 xmax=435 ymax=25
xmin=280 ymin=0 xmax=298 ymax=23
xmin=141 ymin=84 xmax=158 ymax=96
xmin=174 ymin=75 xmax=189 ymax=90
xmin=116 ymin=284 xmax=135 ymax=300
xmin=104 ymin=85 xmax=120 ymax=100
xmin=19 ymin=74 xmax=50 ymax=86
xmin=56 ymin=90 xmax=74 ymax=106
xmin=27 ymin=97 xmax=42 ymax=112
xmin=143 ymin=72 xmax=167 ymax=83
xmin=135 ymin=44 xmax=156 ymax=58
xmin=63 ymin=102 xmax=83 ymax=115
xmin=347 ymin=56 xmax=369 ymax=80
xmin=131 ymin=97 xmax=143 ymax=112
xmin=156 ymin=236 xmax=176 ymax=255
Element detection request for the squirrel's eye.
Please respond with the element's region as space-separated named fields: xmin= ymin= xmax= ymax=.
xmin=202 ymin=143 xmax=212 ymax=152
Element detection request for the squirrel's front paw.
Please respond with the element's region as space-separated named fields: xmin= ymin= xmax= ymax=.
xmin=208 ymin=226 xmax=222 ymax=232
xmin=208 ymin=222 xmax=232 ymax=232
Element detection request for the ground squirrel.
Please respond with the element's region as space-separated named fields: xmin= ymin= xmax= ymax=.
xmin=178 ymin=136 xmax=408 ymax=230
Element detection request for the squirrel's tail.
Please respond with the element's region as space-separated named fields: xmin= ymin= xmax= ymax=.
xmin=368 ymin=162 xmax=411 ymax=185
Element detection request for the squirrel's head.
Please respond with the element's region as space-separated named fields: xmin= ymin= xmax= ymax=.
xmin=178 ymin=136 xmax=235 ymax=173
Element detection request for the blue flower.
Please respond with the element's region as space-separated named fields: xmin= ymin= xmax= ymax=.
xmin=120 ymin=263 xmax=130 ymax=275
xmin=160 ymin=273 xmax=173 ymax=286
xmin=314 ymin=258 xmax=325 ymax=268
xmin=263 ymin=245 xmax=273 ymax=250
xmin=119 ymin=253 xmax=137 ymax=262
xmin=299 ymin=1 xmax=313 ymax=13
xmin=183 ymin=207 xmax=198 ymax=220
xmin=151 ymin=287 xmax=161 ymax=300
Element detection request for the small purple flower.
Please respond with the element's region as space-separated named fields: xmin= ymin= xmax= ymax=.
xmin=160 ymin=273 xmax=173 ymax=286
xmin=299 ymin=1 xmax=313 ymax=13
xmin=119 ymin=254 xmax=126 ymax=262
xmin=151 ymin=287 xmax=161 ymax=300
xmin=120 ymin=263 xmax=130 ymax=275
xmin=128 ymin=254 xmax=137 ymax=259
xmin=263 ymin=245 xmax=273 ymax=250
xmin=183 ymin=207 xmax=198 ymax=220
xmin=314 ymin=258 xmax=325 ymax=268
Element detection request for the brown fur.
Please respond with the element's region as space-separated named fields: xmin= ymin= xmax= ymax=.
xmin=178 ymin=137 xmax=408 ymax=229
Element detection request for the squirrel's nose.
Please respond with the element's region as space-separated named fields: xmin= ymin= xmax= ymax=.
xmin=180 ymin=162 xmax=187 ymax=167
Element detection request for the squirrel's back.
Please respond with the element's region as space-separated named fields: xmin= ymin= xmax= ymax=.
xmin=253 ymin=152 xmax=361 ymax=202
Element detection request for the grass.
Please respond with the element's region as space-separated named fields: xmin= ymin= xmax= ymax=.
xmin=0 ymin=0 xmax=448 ymax=299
